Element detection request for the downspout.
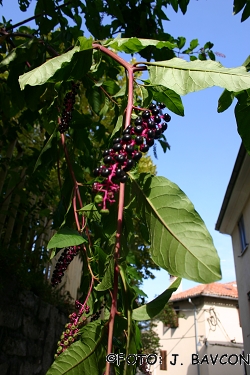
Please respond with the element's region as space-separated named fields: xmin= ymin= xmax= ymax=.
xmin=189 ymin=298 xmax=200 ymax=375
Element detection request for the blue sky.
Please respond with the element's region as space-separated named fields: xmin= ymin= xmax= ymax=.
xmin=1 ymin=1 xmax=249 ymax=300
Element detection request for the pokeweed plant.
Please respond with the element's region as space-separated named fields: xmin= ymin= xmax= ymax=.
xmin=18 ymin=36 xmax=250 ymax=375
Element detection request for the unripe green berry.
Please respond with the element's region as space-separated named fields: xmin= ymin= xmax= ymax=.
xmin=94 ymin=194 xmax=103 ymax=204
xmin=100 ymin=208 xmax=110 ymax=215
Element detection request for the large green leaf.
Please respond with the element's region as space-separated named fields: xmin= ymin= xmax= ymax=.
xmin=46 ymin=321 xmax=106 ymax=375
xmin=103 ymin=37 xmax=176 ymax=53
xmin=47 ymin=227 xmax=87 ymax=249
xmin=147 ymin=58 xmax=250 ymax=96
xmin=132 ymin=277 xmax=181 ymax=320
xmin=129 ymin=173 xmax=221 ymax=283
xmin=95 ymin=258 xmax=114 ymax=292
xmin=235 ymin=90 xmax=250 ymax=154
xmin=19 ymin=37 xmax=93 ymax=89
xmin=150 ymin=85 xmax=184 ymax=116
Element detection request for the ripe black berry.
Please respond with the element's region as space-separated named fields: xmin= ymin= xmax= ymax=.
xmin=134 ymin=125 xmax=144 ymax=135
xmin=116 ymin=168 xmax=125 ymax=178
xmin=158 ymin=102 xmax=166 ymax=109
xmin=147 ymin=129 xmax=155 ymax=138
xmin=122 ymin=134 xmax=132 ymax=142
xmin=135 ymin=117 xmax=143 ymax=125
xmin=113 ymin=137 xmax=122 ymax=144
xmin=120 ymin=174 xmax=128 ymax=183
xmin=135 ymin=136 xmax=144 ymax=145
xmin=146 ymin=138 xmax=154 ymax=146
xmin=154 ymin=115 xmax=161 ymax=124
xmin=149 ymin=103 xmax=157 ymax=110
xmin=103 ymin=155 xmax=113 ymax=164
xmin=154 ymin=128 xmax=162 ymax=137
xmin=163 ymin=113 xmax=171 ymax=122
xmin=142 ymin=110 xmax=151 ymax=119
xmin=113 ymin=143 xmax=122 ymax=152
xmin=161 ymin=123 xmax=168 ymax=131
xmin=132 ymin=151 xmax=142 ymax=161
xmin=93 ymin=168 xmax=100 ymax=177
xmin=147 ymin=119 xmax=156 ymax=129
xmin=125 ymin=144 xmax=134 ymax=154
xmin=102 ymin=149 xmax=110 ymax=157
xmin=123 ymin=125 xmax=132 ymax=134
xmin=140 ymin=144 xmax=149 ymax=152
xmin=115 ymin=154 xmax=126 ymax=163
xmin=101 ymin=168 xmax=111 ymax=177
xmin=151 ymin=108 xmax=159 ymax=116
xmin=123 ymin=159 xmax=134 ymax=171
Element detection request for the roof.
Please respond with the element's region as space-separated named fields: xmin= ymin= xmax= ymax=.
xmin=170 ymin=281 xmax=238 ymax=302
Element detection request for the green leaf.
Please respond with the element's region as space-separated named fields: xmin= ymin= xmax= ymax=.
xmin=110 ymin=114 xmax=123 ymax=138
xmin=129 ymin=173 xmax=221 ymax=283
xmin=176 ymin=37 xmax=186 ymax=49
xmin=147 ymin=58 xmax=250 ymax=96
xmin=132 ymin=277 xmax=181 ymax=320
xmin=235 ymin=90 xmax=250 ymax=153
xmin=19 ymin=47 xmax=79 ymax=90
xmin=47 ymin=227 xmax=87 ymax=249
xmin=46 ymin=321 xmax=106 ymax=375
xmin=233 ymin=0 xmax=246 ymax=15
xmin=189 ymin=38 xmax=199 ymax=51
xmin=151 ymin=86 xmax=184 ymax=116
xmin=33 ymin=125 xmax=57 ymax=172
xmin=78 ymin=203 xmax=101 ymax=222
xmin=217 ymin=89 xmax=235 ymax=113
xmin=95 ymin=258 xmax=114 ymax=291
xmin=103 ymin=37 xmax=176 ymax=53
xmin=241 ymin=2 xmax=250 ymax=21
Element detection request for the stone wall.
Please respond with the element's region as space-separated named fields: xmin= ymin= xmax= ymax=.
xmin=0 ymin=290 xmax=68 ymax=375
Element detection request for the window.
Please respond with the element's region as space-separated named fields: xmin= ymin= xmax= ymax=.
xmin=160 ymin=350 xmax=167 ymax=370
xmin=238 ymin=215 xmax=248 ymax=253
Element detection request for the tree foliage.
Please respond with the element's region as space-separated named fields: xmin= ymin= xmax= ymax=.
xmin=0 ymin=1 xmax=250 ymax=375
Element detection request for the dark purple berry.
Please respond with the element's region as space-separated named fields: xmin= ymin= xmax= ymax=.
xmin=151 ymin=108 xmax=159 ymax=116
xmin=93 ymin=168 xmax=100 ymax=177
xmin=132 ymin=151 xmax=142 ymax=161
xmin=134 ymin=125 xmax=144 ymax=135
xmin=158 ymin=102 xmax=166 ymax=109
xmin=135 ymin=136 xmax=144 ymax=145
xmin=142 ymin=110 xmax=151 ymax=119
xmin=103 ymin=155 xmax=113 ymax=164
xmin=140 ymin=144 xmax=149 ymax=152
xmin=113 ymin=137 xmax=122 ymax=144
xmin=147 ymin=129 xmax=155 ymax=138
xmin=161 ymin=123 xmax=168 ymax=131
xmin=154 ymin=115 xmax=161 ymax=124
xmin=101 ymin=168 xmax=111 ymax=177
xmin=163 ymin=113 xmax=171 ymax=122
xmin=123 ymin=125 xmax=132 ymax=134
xmin=135 ymin=117 xmax=143 ymax=125
xmin=115 ymin=154 xmax=126 ymax=163
xmin=154 ymin=128 xmax=162 ymax=138
xmin=147 ymin=119 xmax=156 ymax=129
xmin=123 ymin=159 xmax=134 ymax=171
xmin=146 ymin=138 xmax=154 ymax=146
xmin=125 ymin=144 xmax=134 ymax=154
xmin=102 ymin=149 xmax=110 ymax=157
xmin=149 ymin=103 xmax=157 ymax=110
xmin=116 ymin=168 xmax=125 ymax=178
xmin=113 ymin=143 xmax=122 ymax=152
xmin=122 ymin=134 xmax=132 ymax=142
xmin=120 ymin=174 xmax=128 ymax=183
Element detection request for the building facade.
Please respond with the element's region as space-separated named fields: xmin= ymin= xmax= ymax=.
xmin=216 ymin=143 xmax=250 ymax=370
xmin=152 ymin=282 xmax=245 ymax=375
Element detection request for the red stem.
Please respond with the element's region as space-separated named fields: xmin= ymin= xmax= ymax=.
xmin=92 ymin=44 xmax=143 ymax=375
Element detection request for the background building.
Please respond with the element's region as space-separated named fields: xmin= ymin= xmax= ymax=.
xmin=216 ymin=143 xmax=250 ymax=371
xmin=152 ymin=281 xmax=245 ymax=375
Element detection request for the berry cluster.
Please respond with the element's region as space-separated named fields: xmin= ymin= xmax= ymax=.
xmin=93 ymin=103 xmax=171 ymax=212
xmin=58 ymin=83 xmax=79 ymax=134
xmin=90 ymin=303 xmax=105 ymax=322
xmin=55 ymin=302 xmax=90 ymax=358
xmin=51 ymin=246 xmax=81 ymax=286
